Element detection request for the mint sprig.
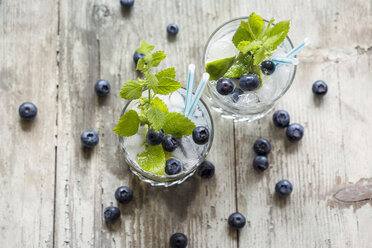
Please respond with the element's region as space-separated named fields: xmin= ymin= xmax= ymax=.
xmin=114 ymin=40 xmax=197 ymax=175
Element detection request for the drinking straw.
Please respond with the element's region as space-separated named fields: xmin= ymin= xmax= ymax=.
xmin=273 ymin=37 xmax=310 ymax=66
xmin=186 ymin=72 xmax=210 ymax=117
xmin=184 ymin=64 xmax=195 ymax=115
xmin=271 ymin=57 xmax=299 ymax=65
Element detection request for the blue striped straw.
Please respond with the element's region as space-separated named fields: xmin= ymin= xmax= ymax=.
xmin=186 ymin=73 xmax=210 ymax=117
xmin=271 ymin=57 xmax=298 ymax=65
xmin=184 ymin=64 xmax=195 ymax=115
xmin=273 ymin=37 xmax=310 ymax=66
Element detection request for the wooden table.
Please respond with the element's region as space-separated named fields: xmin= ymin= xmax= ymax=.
xmin=1 ymin=0 xmax=371 ymax=247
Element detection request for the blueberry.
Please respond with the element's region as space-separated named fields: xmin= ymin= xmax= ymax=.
xmin=253 ymin=156 xmax=269 ymax=172
xmin=162 ymin=135 xmax=179 ymax=152
xmin=165 ymin=158 xmax=182 ymax=175
xmin=192 ymin=126 xmax=209 ymax=145
xmin=231 ymin=88 xmax=244 ymax=103
xmin=312 ymin=80 xmax=328 ymax=96
xmin=239 ymin=73 xmax=260 ymax=91
xmin=133 ymin=51 xmax=145 ymax=65
xmin=19 ymin=102 xmax=38 ymax=120
xmin=228 ymin=212 xmax=246 ymax=229
xmin=115 ymin=186 xmax=133 ymax=204
xmin=216 ymin=78 xmax=234 ymax=95
xmin=167 ymin=23 xmax=179 ymax=36
xmin=286 ymin=123 xmax=304 ymax=143
xmin=95 ymin=80 xmax=111 ymax=96
xmin=170 ymin=233 xmax=188 ymax=248
xmin=272 ymin=110 xmax=290 ymax=128
xmin=260 ymin=60 xmax=276 ymax=75
xmin=253 ymin=138 xmax=271 ymax=155
xmin=104 ymin=206 xmax=121 ymax=222
xmin=81 ymin=130 xmax=99 ymax=148
xmin=275 ymin=179 xmax=293 ymax=197
xmin=120 ymin=0 xmax=134 ymax=8
xmin=146 ymin=129 xmax=164 ymax=146
xmin=197 ymin=161 xmax=215 ymax=179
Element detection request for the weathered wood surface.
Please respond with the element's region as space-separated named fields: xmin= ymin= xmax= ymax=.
xmin=0 ymin=0 xmax=371 ymax=247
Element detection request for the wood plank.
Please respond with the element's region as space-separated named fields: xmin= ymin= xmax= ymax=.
xmin=55 ymin=0 xmax=237 ymax=247
xmin=0 ymin=0 xmax=58 ymax=247
xmin=234 ymin=0 xmax=372 ymax=247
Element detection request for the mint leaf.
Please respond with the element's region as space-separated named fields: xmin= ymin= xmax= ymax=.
xmin=144 ymin=72 xmax=158 ymax=89
xmin=120 ymin=80 xmax=143 ymax=100
xmin=137 ymin=145 xmax=165 ymax=175
xmin=156 ymin=67 xmax=176 ymax=79
xmin=146 ymin=107 xmax=166 ymax=132
xmin=153 ymin=77 xmax=183 ymax=95
xmin=163 ymin=112 xmax=196 ymax=138
xmin=113 ymin=110 xmax=140 ymax=137
xmin=232 ymin=21 xmax=255 ymax=47
xmin=206 ymin=56 xmax=235 ymax=80
xmin=224 ymin=53 xmax=254 ymax=78
xmin=136 ymin=58 xmax=146 ymax=71
xmin=151 ymin=51 xmax=166 ymax=67
xmin=253 ymin=46 xmax=272 ymax=65
xmin=259 ymin=19 xmax=274 ymax=39
xmin=137 ymin=40 xmax=155 ymax=54
xmin=151 ymin=97 xmax=168 ymax=113
xmin=248 ymin=12 xmax=264 ymax=38
xmin=264 ymin=20 xmax=290 ymax=50
xmin=237 ymin=40 xmax=263 ymax=54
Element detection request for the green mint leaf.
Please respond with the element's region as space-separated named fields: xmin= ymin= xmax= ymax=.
xmin=120 ymin=80 xmax=143 ymax=100
xmin=237 ymin=40 xmax=263 ymax=54
xmin=136 ymin=40 xmax=155 ymax=54
xmin=151 ymin=51 xmax=166 ymax=67
xmin=224 ymin=53 xmax=254 ymax=78
xmin=146 ymin=107 xmax=166 ymax=132
xmin=113 ymin=110 xmax=140 ymax=137
xmin=163 ymin=112 xmax=196 ymax=138
xmin=232 ymin=21 xmax=255 ymax=47
xmin=253 ymin=46 xmax=272 ymax=65
xmin=151 ymin=97 xmax=168 ymax=113
xmin=136 ymin=58 xmax=146 ymax=71
xmin=259 ymin=19 xmax=275 ymax=39
xmin=144 ymin=72 xmax=158 ymax=89
xmin=205 ymin=56 xmax=235 ymax=80
xmin=137 ymin=145 xmax=165 ymax=175
xmin=248 ymin=12 xmax=264 ymax=38
xmin=153 ymin=77 xmax=183 ymax=95
xmin=264 ymin=20 xmax=290 ymax=51
xmin=156 ymin=67 xmax=176 ymax=79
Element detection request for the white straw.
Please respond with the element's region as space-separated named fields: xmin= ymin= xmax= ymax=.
xmin=186 ymin=73 xmax=210 ymax=117
xmin=184 ymin=64 xmax=195 ymax=115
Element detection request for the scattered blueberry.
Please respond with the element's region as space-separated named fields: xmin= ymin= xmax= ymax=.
xmin=286 ymin=123 xmax=304 ymax=143
xmin=95 ymin=80 xmax=111 ymax=96
xmin=231 ymin=88 xmax=244 ymax=103
xmin=260 ymin=60 xmax=276 ymax=75
xmin=81 ymin=130 xmax=99 ymax=148
xmin=253 ymin=156 xmax=269 ymax=172
xmin=165 ymin=158 xmax=182 ymax=175
xmin=19 ymin=102 xmax=38 ymax=120
xmin=253 ymin=138 xmax=271 ymax=155
xmin=115 ymin=186 xmax=133 ymax=204
xmin=170 ymin=233 xmax=188 ymax=248
xmin=239 ymin=73 xmax=260 ymax=91
xmin=228 ymin=212 xmax=246 ymax=229
xmin=272 ymin=110 xmax=290 ymax=128
xmin=133 ymin=51 xmax=145 ymax=65
xmin=146 ymin=129 xmax=164 ymax=146
xmin=312 ymin=80 xmax=328 ymax=96
xmin=162 ymin=135 xmax=179 ymax=152
xmin=192 ymin=126 xmax=209 ymax=145
xmin=167 ymin=23 xmax=179 ymax=36
xmin=120 ymin=0 xmax=134 ymax=8
xmin=216 ymin=78 xmax=234 ymax=95
xmin=104 ymin=206 xmax=121 ymax=222
xmin=275 ymin=179 xmax=293 ymax=197
xmin=197 ymin=161 xmax=215 ymax=179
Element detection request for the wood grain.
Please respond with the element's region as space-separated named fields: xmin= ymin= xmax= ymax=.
xmin=0 ymin=0 xmax=58 ymax=247
xmin=0 ymin=0 xmax=371 ymax=247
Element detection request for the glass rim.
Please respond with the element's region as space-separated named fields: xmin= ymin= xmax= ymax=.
xmin=118 ymin=88 xmax=215 ymax=182
xmin=203 ymin=16 xmax=297 ymax=104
